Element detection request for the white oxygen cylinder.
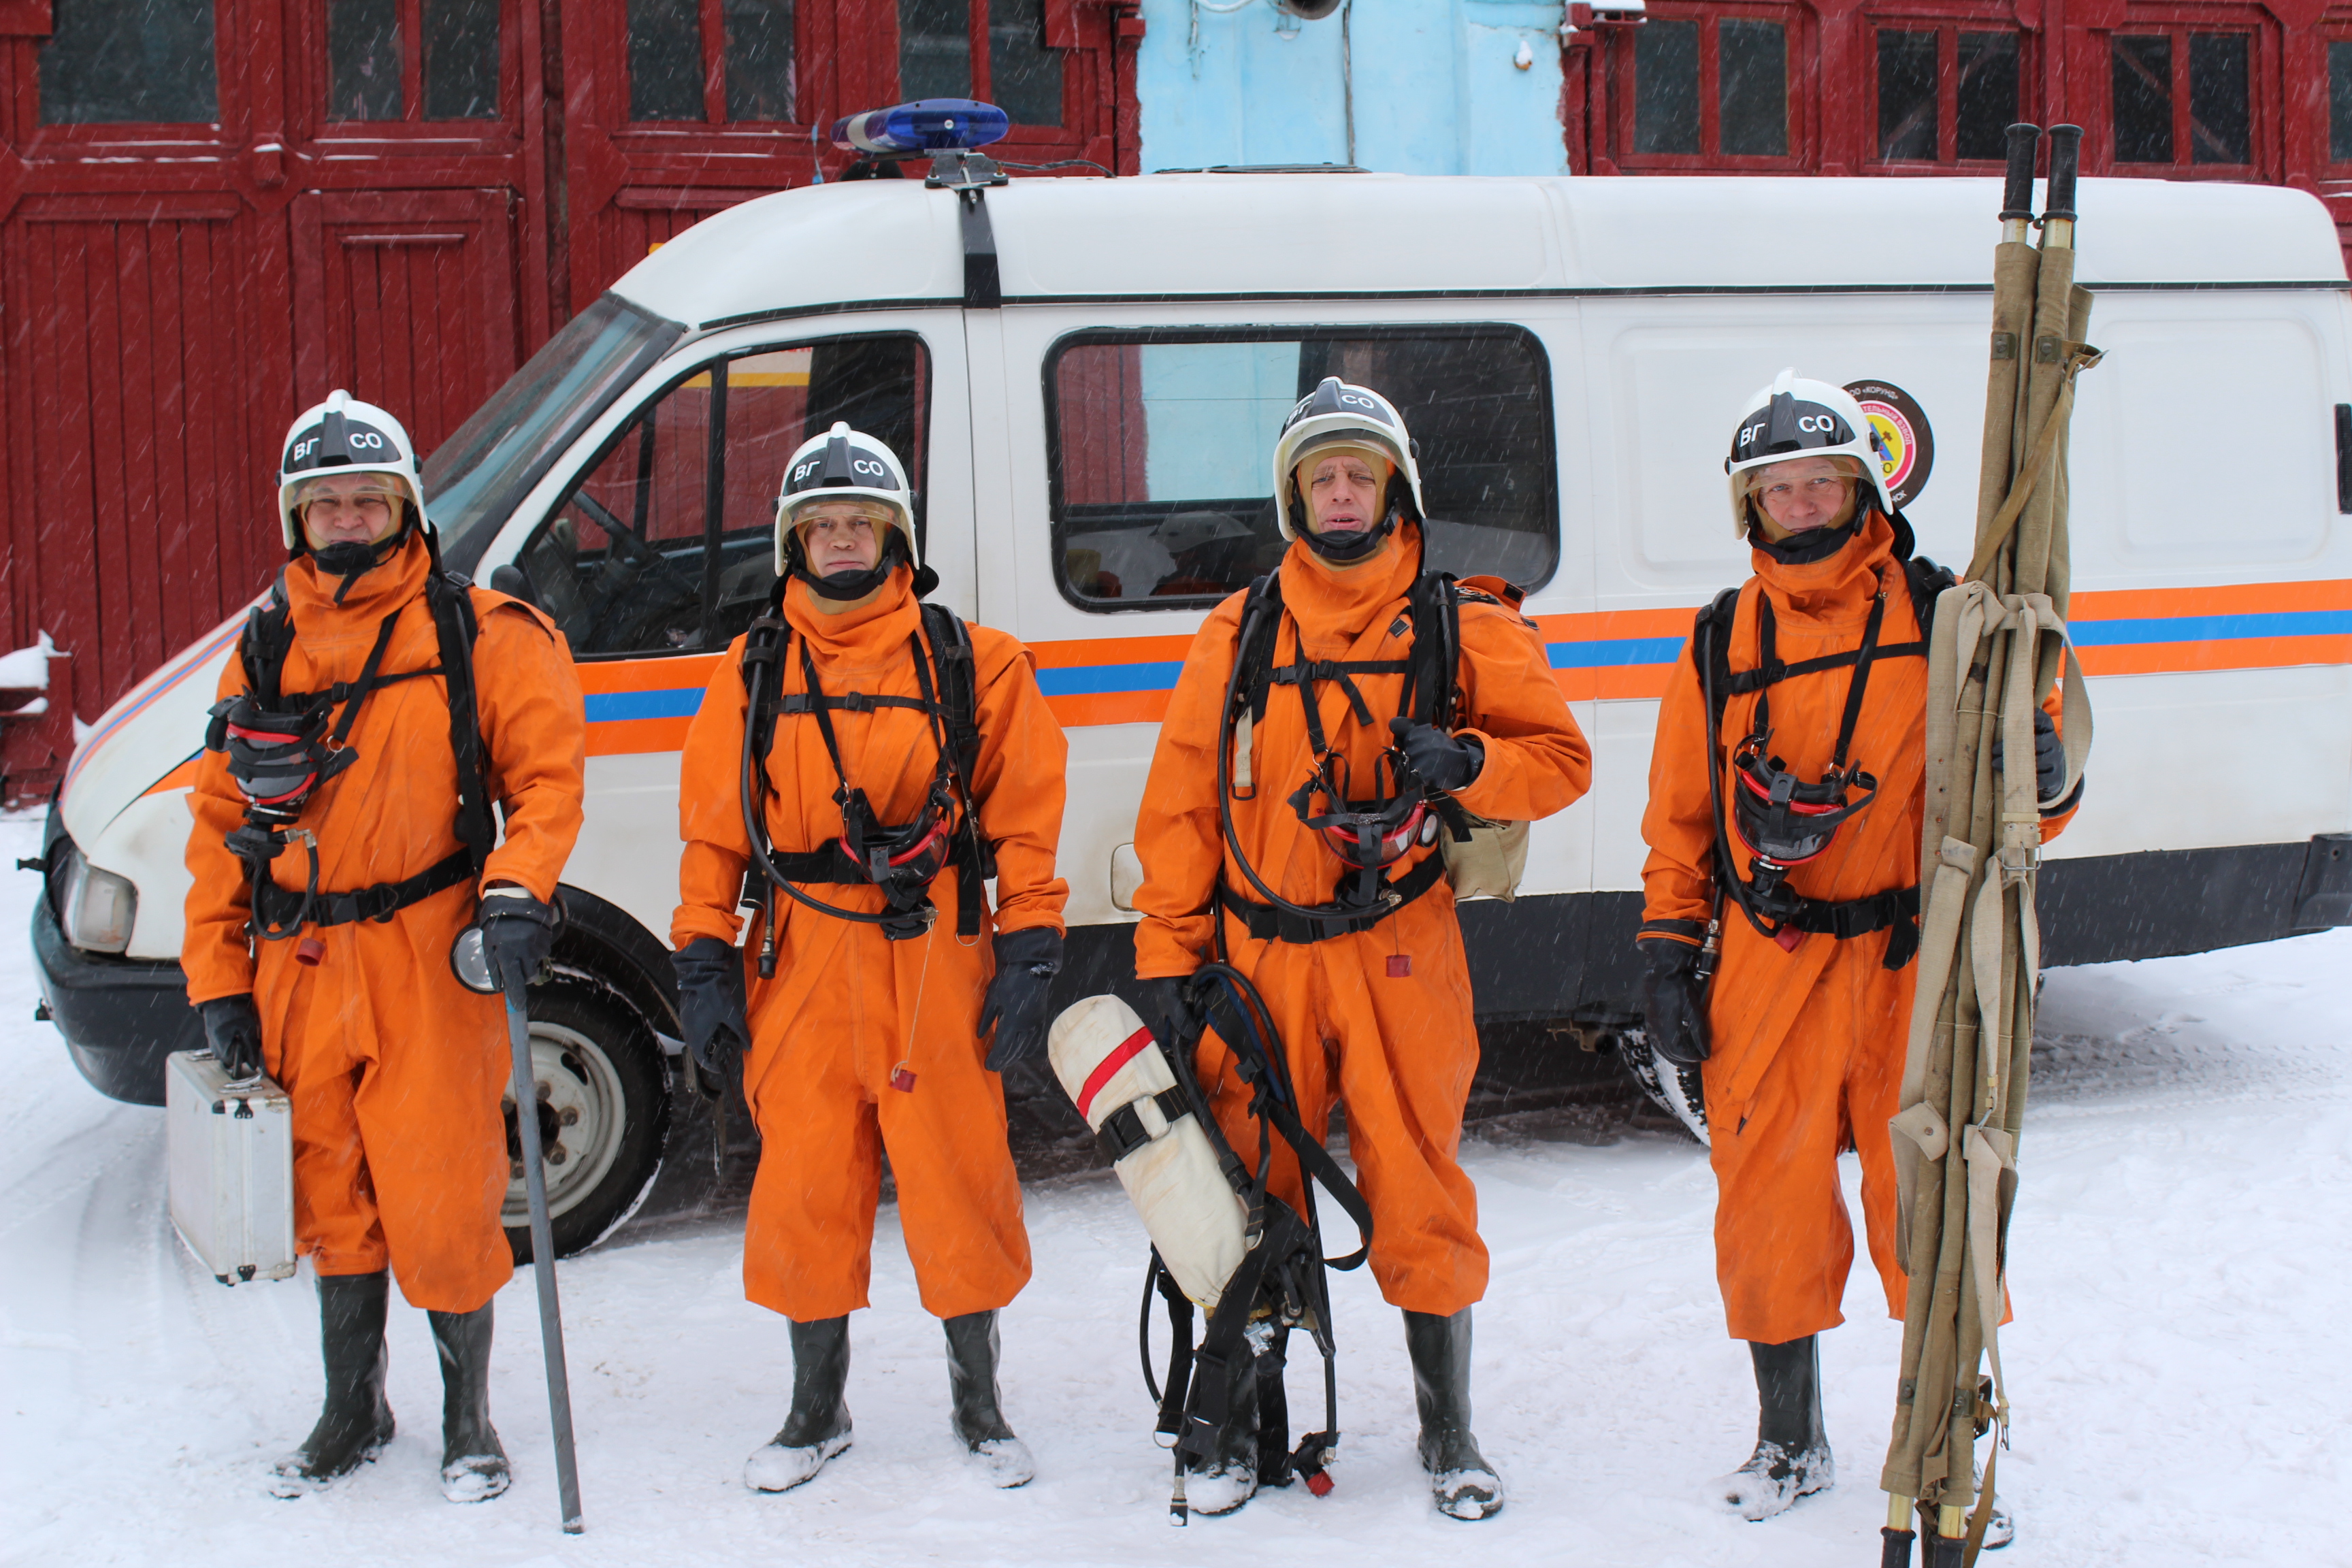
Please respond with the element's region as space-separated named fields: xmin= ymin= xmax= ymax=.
xmin=1049 ymin=994 xmax=1248 ymax=1309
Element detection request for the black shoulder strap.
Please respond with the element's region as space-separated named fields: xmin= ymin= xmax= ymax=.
xmin=1904 ymin=552 xmax=1957 ymax=647
xmin=1696 ymin=585 xmax=1744 ymax=732
xmin=919 ymin=602 xmax=983 ymax=789
xmin=239 ymin=571 xmax=297 ymax=708
xmin=1405 ymin=570 xmax=1461 ymax=730
xmin=425 ymin=567 xmax=495 ymax=879
xmin=1234 ymin=572 xmax=1285 ymax=726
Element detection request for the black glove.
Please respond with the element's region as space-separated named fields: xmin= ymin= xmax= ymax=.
xmin=1635 ymin=938 xmax=1710 ymax=1067
xmin=980 ymin=927 xmax=1064 ymax=1073
xmin=672 ymin=936 xmax=749 ymax=1102
xmin=1139 ymin=974 xmax=1197 ymax=1055
xmin=200 ymin=994 xmax=266 ymax=1081
xmin=1388 ymin=717 xmax=1484 ymax=793
xmin=1991 ymin=706 xmax=2071 ymax=808
xmin=478 ymin=886 xmax=559 ymax=991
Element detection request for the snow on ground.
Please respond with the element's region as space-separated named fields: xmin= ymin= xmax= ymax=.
xmin=4 ymin=800 xmax=2349 ymax=1567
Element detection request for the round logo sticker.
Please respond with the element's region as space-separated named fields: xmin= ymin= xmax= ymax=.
xmin=1844 ymin=380 xmax=1934 ymax=508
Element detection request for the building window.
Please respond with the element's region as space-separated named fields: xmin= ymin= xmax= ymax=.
xmin=325 ymin=0 xmax=502 ymax=123
xmin=1634 ymin=20 xmax=1702 ymax=154
xmin=37 ymin=0 xmax=220 ymax=125
xmin=1046 ymin=327 xmax=1556 ymax=610
xmin=2111 ymin=29 xmax=2252 ymax=169
xmin=2333 ymin=40 xmax=2352 ymax=163
xmin=1874 ymin=27 xmax=2019 ymax=163
xmin=1625 ymin=11 xmax=1797 ymax=165
xmin=629 ymin=0 xmax=797 ymax=123
xmin=1718 ymin=19 xmax=1787 ymax=157
xmin=899 ymin=0 xmax=1063 ymax=126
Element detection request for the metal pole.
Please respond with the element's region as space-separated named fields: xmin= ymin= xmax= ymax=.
xmin=506 ymin=982 xmax=585 ymax=1533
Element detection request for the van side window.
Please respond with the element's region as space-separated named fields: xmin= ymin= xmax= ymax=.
xmin=519 ymin=332 xmax=929 ymax=657
xmin=1047 ymin=327 xmax=1556 ymax=610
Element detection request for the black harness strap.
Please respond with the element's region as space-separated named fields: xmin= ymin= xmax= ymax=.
xmin=1216 ymin=568 xmax=1466 ymax=943
xmin=252 ymin=847 xmax=477 ymax=930
xmin=1693 ymin=540 xmax=1953 ymax=971
xmin=740 ymin=602 xmax=996 ymax=941
xmin=1216 ymin=850 xmax=1448 ymax=945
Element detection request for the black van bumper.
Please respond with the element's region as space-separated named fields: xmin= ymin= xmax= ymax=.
xmin=31 ymin=896 xmax=201 ymax=1107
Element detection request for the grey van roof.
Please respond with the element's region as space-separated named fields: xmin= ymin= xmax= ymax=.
xmin=615 ymin=172 xmax=2348 ymax=333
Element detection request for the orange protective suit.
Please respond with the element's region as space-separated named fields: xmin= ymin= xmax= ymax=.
xmin=1639 ymin=512 xmax=2075 ymax=1345
xmin=184 ymin=536 xmax=587 ymax=1314
xmin=1134 ymin=525 xmax=1592 ymax=1316
xmin=671 ymin=568 xmax=1067 ymax=1324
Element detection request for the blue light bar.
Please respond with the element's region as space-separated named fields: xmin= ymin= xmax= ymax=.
xmin=830 ymin=99 xmax=1010 ymax=155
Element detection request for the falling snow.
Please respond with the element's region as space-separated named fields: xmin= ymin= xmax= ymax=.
xmin=3 ymin=806 xmax=2346 ymax=1565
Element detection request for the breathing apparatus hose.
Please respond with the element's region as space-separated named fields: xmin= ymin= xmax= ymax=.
xmin=1698 ymin=612 xmax=1778 ymax=943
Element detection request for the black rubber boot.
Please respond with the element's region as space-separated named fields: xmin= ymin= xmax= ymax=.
xmin=1719 ymin=1335 xmax=1833 ymax=1519
xmin=944 ymin=1311 xmax=1033 ymax=1487
xmin=1404 ymin=1307 xmax=1503 ymax=1520
xmin=744 ymin=1316 xmax=853 ymax=1492
xmin=1183 ymin=1329 xmax=1261 ymax=1516
xmin=269 ymin=1271 xmax=395 ymax=1497
xmin=428 ymin=1302 xmax=510 ymax=1503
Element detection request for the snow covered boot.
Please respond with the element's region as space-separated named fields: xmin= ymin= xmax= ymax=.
xmin=269 ymin=1270 xmax=395 ymax=1497
xmin=1970 ymin=1461 xmax=2014 ymax=1550
xmin=429 ymin=1302 xmax=510 ymax=1503
xmin=1718 ymin=1335 xmax=1833 ymax=1520
xmin=1182 ymin=1328 xmax=1261 ymax=1517
xmin=745 ymin=1315 xmax=853 ymax=1492
xmin=944 ymin=1311 xmax=1034 ymax=1487
xmin=1404 ymin=1307 xmax=1503 ymax=1520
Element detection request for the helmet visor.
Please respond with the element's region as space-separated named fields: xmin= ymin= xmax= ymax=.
xmin=292 ymin=473 xmax=414 ymax=521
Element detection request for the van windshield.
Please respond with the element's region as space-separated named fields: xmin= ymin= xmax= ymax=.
xmin=422 ymin=294 xmax=686 ymax=574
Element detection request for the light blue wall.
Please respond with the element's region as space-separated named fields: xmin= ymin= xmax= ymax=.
xmin=1136 ymin=0 xmax=1569 ymax=176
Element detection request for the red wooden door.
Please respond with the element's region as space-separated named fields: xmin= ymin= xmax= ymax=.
xmin=1 ymin=192 xmax=278 ymax=709
xmin=291 ymin=189 xmax=521 ymax=456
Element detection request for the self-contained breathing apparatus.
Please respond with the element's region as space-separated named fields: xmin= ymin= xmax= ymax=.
xmin=1047 ymin=973 xmax=1374 ymax=1522
xmin=1692 ymin=527 xmax=1954 ymax=970
xmin=734 ymin=593 xmax=994 ymax=958
xmin=1215 ymin=567 xmax=1518 ymax=946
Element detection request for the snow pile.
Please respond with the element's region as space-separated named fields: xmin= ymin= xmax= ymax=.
xmin=2 ymin=804 xmax=2347 ymax=1565
xmin=0 ymin=632 xmax=56 ymax=691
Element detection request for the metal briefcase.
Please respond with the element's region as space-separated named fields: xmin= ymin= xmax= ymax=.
xmin=165 ymin=1049 xmax=297 ymax=1285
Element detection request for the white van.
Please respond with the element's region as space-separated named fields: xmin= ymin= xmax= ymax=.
xmin=33 ymin=167 xmax=2352 ymax=1251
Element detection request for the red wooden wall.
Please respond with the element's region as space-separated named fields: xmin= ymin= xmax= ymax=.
xmin=0 ymin=0 xmax=1142 ymax=729
xmin=1561 ymin=0 xmax=2352 ymax=256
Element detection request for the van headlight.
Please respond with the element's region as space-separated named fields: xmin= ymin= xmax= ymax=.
xmin=60 ymin=847 xmax=137 ymax=954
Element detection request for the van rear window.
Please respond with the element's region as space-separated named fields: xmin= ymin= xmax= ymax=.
xmin=1046 ymin=327 xmax=1557 ymax=611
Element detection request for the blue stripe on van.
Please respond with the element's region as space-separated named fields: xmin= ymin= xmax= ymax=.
xmin=583 ymin=689 xmax=707 ymax=723
xmin=2067 ymin=609 xmax=2352 ymax=647
xmin=1035 ymin=661 xmax=1188 ymax=697
xmin=1547 ymin=636 xmax=1686 ymax=670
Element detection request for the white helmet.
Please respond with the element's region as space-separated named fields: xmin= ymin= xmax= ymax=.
xmin=1724 ymin=370 xmax=1895 ymax=535
xmin=1270 ymin=376 xmax=1425 ymax=542
xmin=275 ymin=391 xmax=423 ymax=551
xmin=773 ymin=421 xmax=919 ymax=576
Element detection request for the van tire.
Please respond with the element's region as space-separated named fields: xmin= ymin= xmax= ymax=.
xmin=500 ymin=977 xmax=669 ymax=1262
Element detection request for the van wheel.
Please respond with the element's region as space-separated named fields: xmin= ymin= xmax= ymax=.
xmin=500 ymin=978 xmax=668 ymax=1261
